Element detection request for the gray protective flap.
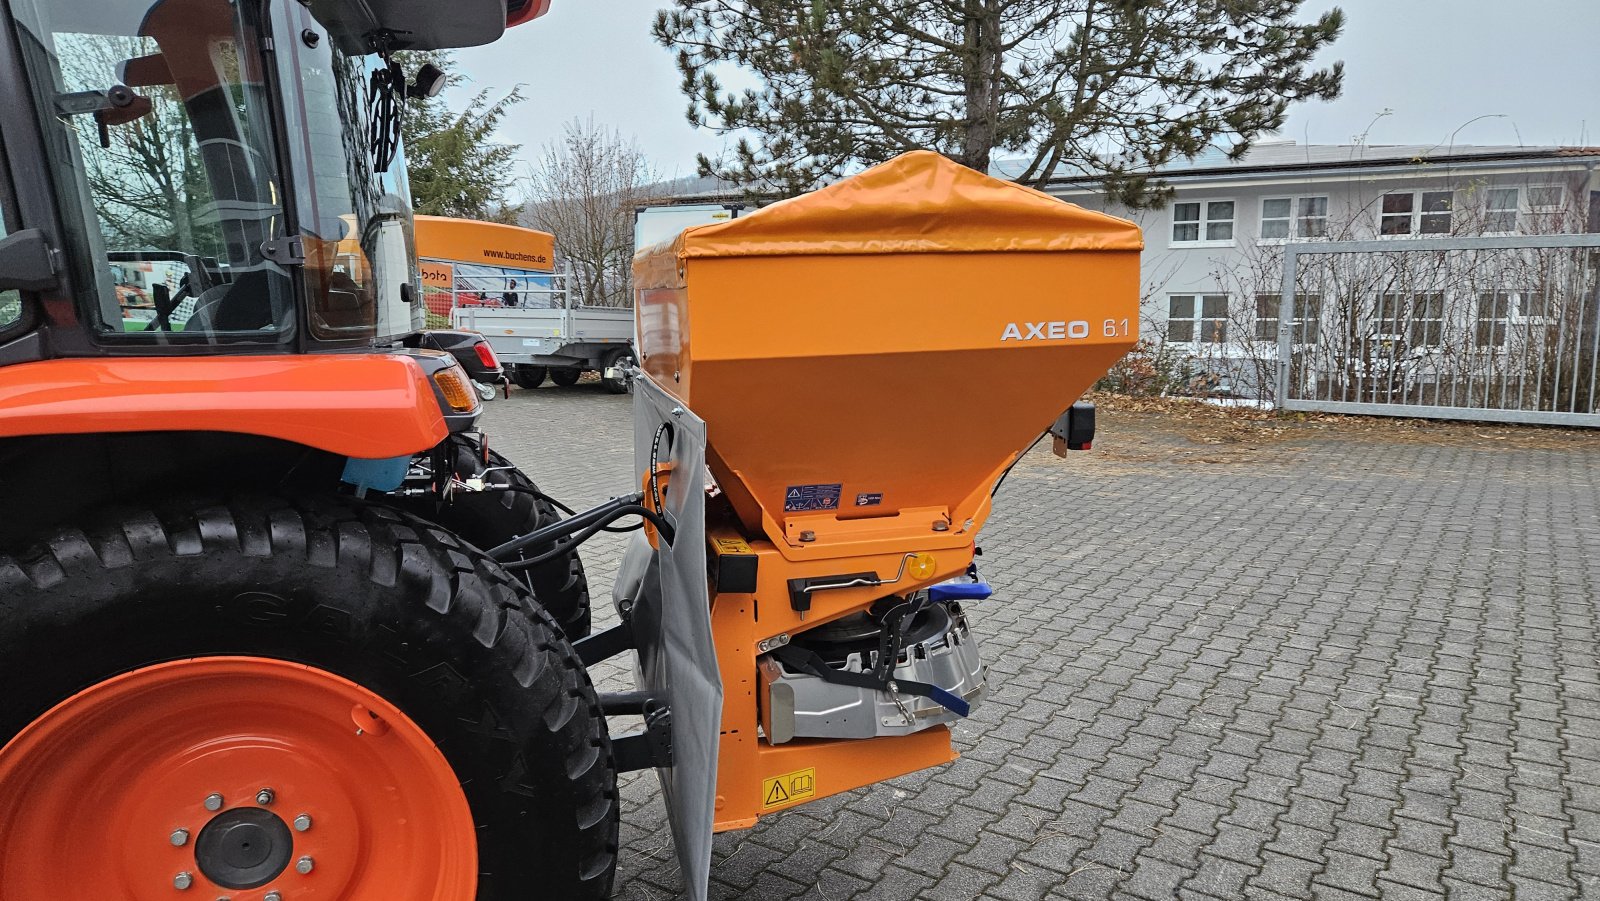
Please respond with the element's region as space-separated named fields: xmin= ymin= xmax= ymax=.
xmin=624 ymin=376 xmax=719 ymax=899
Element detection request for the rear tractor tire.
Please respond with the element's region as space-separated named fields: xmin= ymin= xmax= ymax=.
xmin=393 ymin=434 xmax=592 ymax=637
xmin=0 ymin=495 xmax=617 ymax=901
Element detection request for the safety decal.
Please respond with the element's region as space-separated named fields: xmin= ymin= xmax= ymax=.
xmin=713 ymin=535 xmax=754 ymax=555
xmin=784 ymin=483 xmax=841 ymax=512
xmin=762 ymin=767 xmax=816 ymax=809
xmin=854 ymin=492 xmax=883 ymax=507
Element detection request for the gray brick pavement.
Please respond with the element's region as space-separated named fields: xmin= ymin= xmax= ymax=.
xmin=482 ymin=385 xmax=1600 ymax=900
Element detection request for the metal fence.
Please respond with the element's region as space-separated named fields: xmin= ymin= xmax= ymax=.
xmin=1275 ymin=235 xmax=1600 ymax=426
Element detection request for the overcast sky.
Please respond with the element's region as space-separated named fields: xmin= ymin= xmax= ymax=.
xmin=449 ymin=0 xmax=1599 ymax=184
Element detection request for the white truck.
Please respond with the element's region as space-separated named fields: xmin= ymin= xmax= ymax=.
xmin=634 ymin=202 xmax=745 ymax=252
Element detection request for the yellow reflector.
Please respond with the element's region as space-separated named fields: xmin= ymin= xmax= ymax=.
xmin=433 ymin=368 xmax=477 ymax=413
xmin=907 ymin=553 xmax=937 ymax=580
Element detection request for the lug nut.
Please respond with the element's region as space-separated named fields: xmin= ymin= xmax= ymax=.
xmin=296 ymin=855 xmax=314 ymax=874
xmin=256 ymin=788 xmax=275 ymax=806
xmin=293 ymin=813 xmax=312 ymax=832
xmin=170 ymin=828 xmax=190 ymax=847
xmin=264 ymin=892 xmax=283 ymax=901
xmin=203 ymin=793 xmax=223 ymax=811
xmin=174 ymin=871 xmax=194 ymax=890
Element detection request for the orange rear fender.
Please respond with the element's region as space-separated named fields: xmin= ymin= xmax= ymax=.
xmin=0 ymin=355 xmax=448 ymax=459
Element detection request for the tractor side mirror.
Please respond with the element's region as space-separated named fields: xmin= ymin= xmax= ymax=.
xmin=0 ymin=229 xmax=57 ymax=292
xmin=1049 ymin=402 xmax=1095 ymax=455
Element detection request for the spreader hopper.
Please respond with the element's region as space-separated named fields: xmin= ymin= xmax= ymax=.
xmin=633 ymin=151 xmax=1142 ymax=560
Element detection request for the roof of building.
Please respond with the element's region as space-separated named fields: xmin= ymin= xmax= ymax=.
xmin=1011 ymin=142 xmax=1600 ymax=187
xmin=647 ymin=143 xmax=1600 ymax=204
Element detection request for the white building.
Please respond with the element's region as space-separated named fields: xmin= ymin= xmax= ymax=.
xmin=1033 ymin=143 xmax=1600 ymax=398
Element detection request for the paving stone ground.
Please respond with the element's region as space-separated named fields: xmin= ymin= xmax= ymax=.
xmin=482 ymin=383 xmax=1600 ymax=901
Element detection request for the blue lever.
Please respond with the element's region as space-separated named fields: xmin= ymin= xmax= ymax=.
xmin=928 ymin=582 xmax=992 ymax=603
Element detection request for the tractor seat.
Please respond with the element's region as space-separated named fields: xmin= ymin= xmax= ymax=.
xmin=183 ymin=269 xmax=290 ymax=333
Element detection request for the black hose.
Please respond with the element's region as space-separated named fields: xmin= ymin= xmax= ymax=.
xmin=486 ymin=492 xmax=672 ymax=562
xmin=489 ymin=485 xmax=638 ymax=532
xmin=648 ymin=422 xmax=673 ymax=514
xmin=491 ymin=484 xmax=576 ymax=516
xmin=501 ymin=504 xmax=674 ymax=570
xmin=990 ymin=429 xmax=1049 ymax=499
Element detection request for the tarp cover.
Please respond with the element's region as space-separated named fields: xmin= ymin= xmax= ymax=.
xmin=673 ymin=150 xmax=1143 ymax=259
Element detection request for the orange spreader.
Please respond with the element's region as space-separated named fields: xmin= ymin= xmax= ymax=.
xmin=634 ymin=150 xmax=1142 ymax=562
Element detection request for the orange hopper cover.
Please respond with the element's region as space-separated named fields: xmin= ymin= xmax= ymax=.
xmin=634 ymin=151 xmax=1142 ymax=559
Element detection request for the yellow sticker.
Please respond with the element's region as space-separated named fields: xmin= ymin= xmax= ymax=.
xmin=714 ymin=536 xmax=753 ymax=555
xmin=761 ymin=767 xmax=816 ymax=809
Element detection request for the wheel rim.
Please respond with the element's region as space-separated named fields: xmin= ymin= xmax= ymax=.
xmin=612 ymin=354 xmax=635 ymax=392
xmin=0 ymin=657 xmax=476 ymax=901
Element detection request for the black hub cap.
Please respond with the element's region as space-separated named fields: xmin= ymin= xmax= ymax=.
xmin=194 ymin=807 xmax=294 ymax=889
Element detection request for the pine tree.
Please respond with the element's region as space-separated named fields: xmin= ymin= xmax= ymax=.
xmin=654 ymin=0 xmax=1345 ymax=204
xmin=398 ymin=51 xmax=526 ymax=222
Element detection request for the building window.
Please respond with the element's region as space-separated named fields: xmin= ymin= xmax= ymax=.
xmin=1381 ymin=191 xmax=1453 ymax=236
xmin=1298 ymin=197 xmax=1329 ymax=237
xmin=1375 ymin=292 xmax=1445 ymax=346
xmin=1528 ymin=185 xmax=1566 ymax=232
xmin=1260 ymin=197 xmax=1329 ymax=241
xmin=1255 ymin=293 xmax=1321 ymax=344
xmin=1261 ymin=199 xmax=1292 ymax=240
xmin=1419 ymin=193 xmax=1453 ymax=234
xmin=1476 ymin=291 xmax=1511 ymax=347
xmin=1169 ymin=294 xmax=1229 ymax=343
xmin=1476 ymin=290 xmax=1548 ymax=347
xmin=1529 ymin=185 xmax=1564 ymax=209
xmin=1485 ymin=188 xmax=1519 ymax=233
xmin=1380 ymin=193 xmax=1412 ymax=235
xmin=1172 ymin=200 xmax=1235 ymax=244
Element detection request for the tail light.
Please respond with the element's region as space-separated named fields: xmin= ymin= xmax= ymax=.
xmin=473 ymin=340 xmax=500 ymax=370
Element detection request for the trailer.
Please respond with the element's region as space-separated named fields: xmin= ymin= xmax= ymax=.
xmin=451 ymin=291 xmax=635 ymax=392
xmin=416 ymin=215 xmax=636 ymax=392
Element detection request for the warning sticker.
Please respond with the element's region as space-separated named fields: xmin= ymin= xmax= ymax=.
xmin=762 ymin=767 xmax=816 ymax=809
xmin=855 ymin=492 xmax=883 ymax=507
xmin=713 ymin=535 xmax=753 ymax=555
xmin=784 ymin=483 xmax=842 ymax=513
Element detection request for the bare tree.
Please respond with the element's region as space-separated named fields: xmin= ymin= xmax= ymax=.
xmin=522 ymin=119 xmax=660 ymax=308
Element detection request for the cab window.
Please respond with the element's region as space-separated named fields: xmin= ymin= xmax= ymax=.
xmin=8 ymin=0 xmax=293 ymax=341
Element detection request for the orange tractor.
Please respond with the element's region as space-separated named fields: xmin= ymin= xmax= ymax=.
xmin=0 ymin=1 xmax=1139 ymax=900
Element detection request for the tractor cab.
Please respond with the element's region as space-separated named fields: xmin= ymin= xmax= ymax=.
xmin=0 ymin=0 xmax=518 ymax=355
